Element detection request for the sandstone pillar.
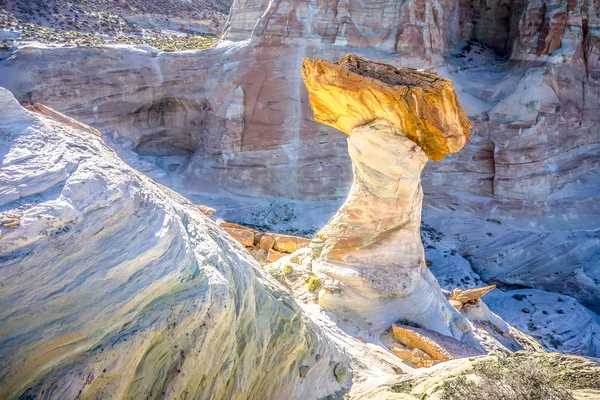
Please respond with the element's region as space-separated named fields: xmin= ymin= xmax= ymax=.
xmin=301 ymin=55 xmax=473 ymax=338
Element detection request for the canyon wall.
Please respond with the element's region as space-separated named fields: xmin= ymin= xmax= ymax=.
xmin=0 ymin=0 xmax=598 ymax=310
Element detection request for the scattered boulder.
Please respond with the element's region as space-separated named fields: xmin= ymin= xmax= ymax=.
xmin=258 ymin=234 xmax=276 ymax=251
xmin=215 ymin=219 xmax=310 ymax=264
xmin=197 ymin=204 xmax=216 ymax=216
xmin=217 ymin=219 xmax=251 ymax=231
xmin=411 ymin=349 xmax=433 ymax=368
xmin=333 ymin=362 xmax=347 ymax=383
xmin=267 ymin=249 xmax=285 ymax=263
xmin=391 ymin=343 xmax=412 ymax=361
xmin=392 ymin=324 xmax=455 ymax=362
xmin=299 ymin=365 xmax=310 ymax=378
xmin=222 ymin=227 xmax=255 ymax=247
xmin=449 ymin=299 xmax=464 ymax=311
xmin=272 ymin=234 xmax=311 ymax=253
xmin=1 ymin=213 xmax=22 ymax=229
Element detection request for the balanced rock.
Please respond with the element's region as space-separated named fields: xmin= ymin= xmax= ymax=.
xmin=449 ymin=285 xmax=496 ymax=310
xmin=302 ymin=55 xmax=473 ymax=337
xmin=301 ymin=55 xmax=472 ymax=162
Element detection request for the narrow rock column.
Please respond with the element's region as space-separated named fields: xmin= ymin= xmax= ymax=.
xmin=301 ymin=55 xmax=473 ymax=338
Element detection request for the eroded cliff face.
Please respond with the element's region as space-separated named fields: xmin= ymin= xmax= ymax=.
xmin=0 ymin=0 xmax=598 ymax=311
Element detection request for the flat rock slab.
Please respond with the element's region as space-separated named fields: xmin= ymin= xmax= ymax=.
xmin=392 ymin=324 xmax=484 ymax=361
xmin=301 ymin=54 xmax=472 ymax=161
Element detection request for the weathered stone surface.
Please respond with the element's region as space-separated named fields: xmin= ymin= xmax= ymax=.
xmin=197 ymin=204 xmax=216 ymax=216
xmin=450 ymin=285 xmax=496 ymax=306
xmin=392 ymin=324 xmax=454 ymax=362
xmin=258 ymin=234 xmax=276 ymax=251
xmin=0 ymin=88 xmax=359 ymax=400
xmin=0 ymin=0 xmax=598 ymax=314
xmin=222 ymin=226 xmax=255 ymax=247
xmin=301 ymin=55 xmax=472 ymax=162
xmin=267 ymin=248 xmax=285 ymax=262
xmin=272 ymin=234 xmax=311 ymax=253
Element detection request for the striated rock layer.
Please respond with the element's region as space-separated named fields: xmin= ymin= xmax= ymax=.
xmin=302 ymin=56 xmax=473 ymax=337
xmin=0 ymin=87 xmax=412 ymax=399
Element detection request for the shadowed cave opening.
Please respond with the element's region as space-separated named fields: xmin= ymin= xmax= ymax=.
xmin=132 ymin=97 xmax=224 ymax=158
xmin=469 ymin=0 xmax=528 ymax=57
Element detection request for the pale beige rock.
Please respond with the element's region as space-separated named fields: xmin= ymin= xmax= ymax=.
xmin=258 ymin=234 xmax=276 ymax=251
xmin=450 ymin=285 xmax=496 ymax=305
xmin=1 ymin=213 xmax=22 ymax=229
xmin=391 ymin=343 xmax=412 ymax=361
xmin=222 ymin=227 xmax=255 ymax=247
xmin=272 ymin=234 xmax=310 ymax=253
xmin=197 ymin=204 xmax=216 ymax=216
xmin=267 ymin=248 xmax=285 ymax=263
xmin=392 ymin=324 xmax=454 ymax=362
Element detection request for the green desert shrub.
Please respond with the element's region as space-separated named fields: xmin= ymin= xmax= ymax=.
xmin=307 ymin=276 xmax=322 ymax=292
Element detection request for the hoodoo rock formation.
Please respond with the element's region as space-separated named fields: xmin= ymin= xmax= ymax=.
xmin=301 ymin=56 xmax=473 ymax=336
xmin=0 ymin=0 xmax=599 ymax=345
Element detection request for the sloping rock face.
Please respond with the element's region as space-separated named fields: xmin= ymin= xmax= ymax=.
xmin=0 ymin=0 xmax=599 ymax=313
xmin=302 ymin=56 xmax=473 ymax=337
xmin=0 ymin=88 xmax=356 ymax=399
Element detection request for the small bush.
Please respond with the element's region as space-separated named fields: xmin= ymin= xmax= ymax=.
xmin=307 ymin=277 xmax=322 ymax=292
xmin=283 ymin=264 xmax=293 ymax=276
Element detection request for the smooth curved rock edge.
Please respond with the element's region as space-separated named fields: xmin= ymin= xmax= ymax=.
xmin=0 ymin=87 xmax=379 ymax=400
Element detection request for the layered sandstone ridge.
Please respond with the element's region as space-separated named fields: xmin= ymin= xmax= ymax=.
xmin=0 ymin=88 xmax=413 ymax=399
xmin=302 ymin=56 xmax=473 ymax=337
